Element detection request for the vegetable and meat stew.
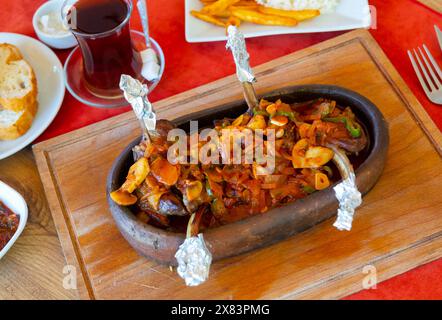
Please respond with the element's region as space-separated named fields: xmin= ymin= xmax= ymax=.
xmin=0 ymin=201 xmax=19 ymax=251
xmin=110 ymin=98 xmax=368 ymax=233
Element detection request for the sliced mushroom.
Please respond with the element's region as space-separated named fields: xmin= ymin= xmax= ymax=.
xmin=121 ymin=157 xmax=150 ymax=193
xmin=110 ymin=157 xmax=150 ymax=206
xmin=291 ymin=139 xmax=334 ymax=169
xmin=110 ymin=189 xmax=138 ymax=206
xmin=151 ymin=156 xmax=180 ymax=186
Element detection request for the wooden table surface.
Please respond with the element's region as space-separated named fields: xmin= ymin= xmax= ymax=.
xmin=418 ymin=0 xmax=442 ymax=13
xmin=0 ymin=148 xmax=78 ymax=299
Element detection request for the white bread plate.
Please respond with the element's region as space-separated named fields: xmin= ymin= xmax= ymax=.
xmin=0 ymin=33 xmax=64 ymax=160
xmin=185 ymin=0 xmax=372 ymax=43
xmin=0 ymin=180 xmax=28 ymax=260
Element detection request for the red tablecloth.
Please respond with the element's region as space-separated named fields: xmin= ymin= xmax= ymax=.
xmin=1 ymin=0 xmax=441 ymax=299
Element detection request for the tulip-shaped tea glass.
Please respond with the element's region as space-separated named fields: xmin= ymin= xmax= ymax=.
xmin=62 ymin=0 xmax=164 ymax=108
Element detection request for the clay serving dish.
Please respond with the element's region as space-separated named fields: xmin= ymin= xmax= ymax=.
xmin=107 ymin=85 xmax=389 ymax=265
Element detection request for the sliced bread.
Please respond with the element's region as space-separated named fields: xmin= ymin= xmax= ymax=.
xmin=0 ymin=43 xmax=38 ymax=140
xmin=0 ymin=106 xmax=36 ymax=140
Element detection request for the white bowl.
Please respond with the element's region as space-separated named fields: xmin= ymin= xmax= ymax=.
xmin=32 ymin=0 xmax=77 ymax=50
xmin=0 ymin=181 xmax=28 ymax=259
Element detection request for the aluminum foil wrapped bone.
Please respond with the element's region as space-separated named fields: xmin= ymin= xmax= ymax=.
xmin=226 ymin=26 xmax=256 ymax=83
xmin=175 ymin=234 xmax=212 ymax=286
xmin=333 ymin=172 xmax=362 ymax=231
xmin=327 ymin=145 xmax=362 ymax=231
xmin=120 ymin=75 xmax=157 ymax=131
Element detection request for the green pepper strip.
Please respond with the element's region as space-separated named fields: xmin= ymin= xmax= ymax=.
xmin=205 ymin=180 xmax=214 ymax=199
xmin=323 ymin=117 xmax=361 ymax=138
xmin=253 ymin=109 xmax=269 ymax=117
xmin=322 ymin=165 xmax=333 ymax=177
xmin=302 ymin=185 xmax=316 ymax=194
xmin=274 ymin=111 xmax=297 ymax=122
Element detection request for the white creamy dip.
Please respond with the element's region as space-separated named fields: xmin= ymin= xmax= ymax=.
xmin=38 ymin=11 xmax=69 ymax=36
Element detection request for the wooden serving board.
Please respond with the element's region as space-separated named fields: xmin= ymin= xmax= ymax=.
xmin=33 ymin=30 xmax=442 ymax=300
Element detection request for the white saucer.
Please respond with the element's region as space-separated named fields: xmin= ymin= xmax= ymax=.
xmin=64 ymin=30 xmax=165 ymax=108
xmin=0 ymin=32 xmax=65 ymax=160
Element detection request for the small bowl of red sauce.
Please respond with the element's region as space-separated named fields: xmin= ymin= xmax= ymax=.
xmin=0 ymin=181 xmax=28 ymax=259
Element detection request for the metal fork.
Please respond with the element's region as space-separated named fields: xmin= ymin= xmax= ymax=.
xmin=408 ymin=45 xmax=442 ymax=104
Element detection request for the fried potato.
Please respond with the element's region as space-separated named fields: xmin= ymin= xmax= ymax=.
xmin=236 ymin=0 xmax=258 ymax=6
xmin=213 ymin=10 xmax=232 ymax=18
xmin=196 ymin=0 xmax=319 ymax=29
xmin=257 ymin=7 xmax=320 ymax=21
xmin=227 ymin=15 xmax=241 ymax=27
xmin=191 ymin=10 xmax=227 ymax=27
xmin=202 ymin=0 xmax=241 ymax=15
xmin=225 ymin=15 xmax=242 ymax=34
xmin=231 ymin=3 xmax=259 ymax=9
xmin=230 ymin=5 xmax=260 ymax=12
xmin=231 ymin=8 xmax=298 ymax=26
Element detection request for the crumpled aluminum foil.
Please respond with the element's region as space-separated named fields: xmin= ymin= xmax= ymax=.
xmin=175 ymin=234 xmax=212 ymax=286
xmin=226 ymin=26 xmax=256 ymax=83
xmin=333 ymin=172 xmax=362 ymax=231
xmin=120 ymin=75 xmax=157 ymax=131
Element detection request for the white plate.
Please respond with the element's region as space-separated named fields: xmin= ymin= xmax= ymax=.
xmin=0 ymin=181 xmax=28 ymax=260
xmin=185 ymin=0 xmax=371 ymax=43
xmin=0 ymin=32 xmax=64 ymax=160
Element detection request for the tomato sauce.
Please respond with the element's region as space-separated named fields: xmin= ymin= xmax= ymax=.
xmin=0 ymin=201 xmax=19 ymax=251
